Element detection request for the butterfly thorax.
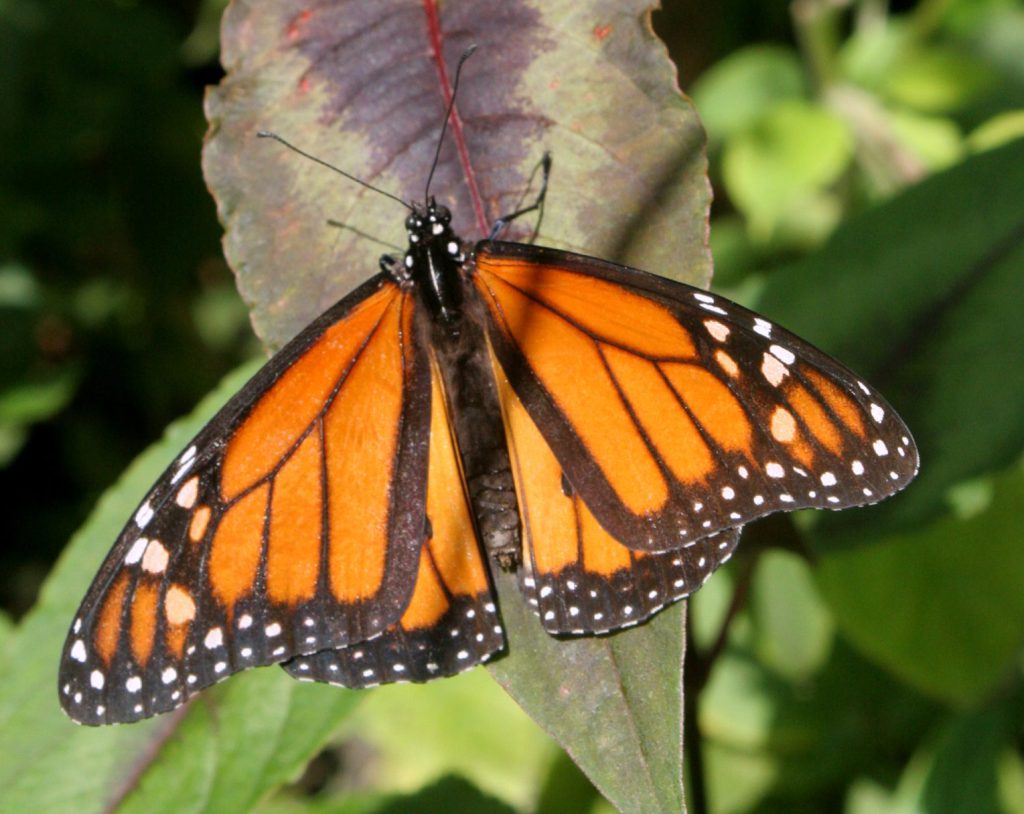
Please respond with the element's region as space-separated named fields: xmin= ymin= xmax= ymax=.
xmin=401 ymin=199 xmax=469 ymax=329
xmin=398 ymin=199 xmax=522 ymax=571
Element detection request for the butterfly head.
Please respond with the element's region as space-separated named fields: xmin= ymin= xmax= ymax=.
xmin=406 ymin=198 xmax=451 ymax=241
xmin=403 ymin=198 xmax=466 ymax=265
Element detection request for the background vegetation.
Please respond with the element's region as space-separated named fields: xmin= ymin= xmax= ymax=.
xmin=1 ymin=0 xmax=1023 ymax=812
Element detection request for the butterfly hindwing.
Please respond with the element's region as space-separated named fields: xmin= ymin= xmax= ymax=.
xmin=59 ymin=275 xmax=433 ymax=724
xmin=472 ymin=240 xmax=918 ymax=555
xmin=284 ymin=355 xmax=504 ymax=686
xmin=492 ymin=352 xmax=741 ymax=633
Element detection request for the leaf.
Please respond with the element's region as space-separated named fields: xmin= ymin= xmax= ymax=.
xmin=488 ymin=569 xmax=687 ymax=814
xmin=816 ymin=458 xmax=1024 ymax=704
xmin=0 ymin=361 xmax=361 ymax=814
xmin=722 ymin=100 xmax=853 ymax=240
xmin=690 ymin=44 xmax=806 ymax=143
xmin=846 ymin=698 xmax=1021 ymax=814
xmin=748 ymin=551 xmax=833 ymax=682
xmin=699 ymin=639 xmax=938 ymax=812
xmin=203 ymin=0 xmax=709 ymax=350
xmin=756 ymin=136 xmax=1024 ymax=541
xmin=334 ymin=670 xmax=558 ymax=809
xmin=203 ymin=3 xmax=710 ymax=813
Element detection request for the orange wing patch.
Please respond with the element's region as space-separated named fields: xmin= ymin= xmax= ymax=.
xmin=267 ymin=429 xmax=323 ymax=604
xmin=94 ymin=573 xmax=130 ymax=666
xmin=221 ymin=284 xmax=398 ymax=501
xmin=129 ymin=582 xmax=160 ymax=668
xmin=474 ymin=243 xmax=917 ymax=551
xmin=401 ymin=362 xmax=489 ymax=630
xmin=281 ymin=360 xmax=502 ymax=689
xmin=323 ymin=293 xmax=408 ymax=603
xmin=479 ymin=258 xmax=697 ymax=358
xmin=492 ymin=347 xmax=741 ymax=634
xmin=208 ymin=483 xmax=268 ymax=614
xmin=476 ymin=267 xmax=671 ymax=515
xmin=60 ymin=277 xmax=433 ymax=725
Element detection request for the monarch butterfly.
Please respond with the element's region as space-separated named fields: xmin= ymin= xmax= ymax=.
xmin=58 ymin=78 xmax=917 ymax=729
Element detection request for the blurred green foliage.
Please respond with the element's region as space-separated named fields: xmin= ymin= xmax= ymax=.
xmin=0 ymin=0 xmax=254 ymax=613
xmin=2 ymin=1 xmax=1023 ymax=813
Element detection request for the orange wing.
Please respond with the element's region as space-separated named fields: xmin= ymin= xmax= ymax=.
xmin=473 ymin=241 xmax=918 ymax=555
xmin=284 ymin=355 xmax=504 ymax=686
xmin=492 ymin=351 xmax=740 ymax=633
xmin=59 ymin=275 xmax=433 ymax=725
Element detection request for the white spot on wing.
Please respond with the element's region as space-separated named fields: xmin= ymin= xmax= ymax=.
xmin=125 ymin=537 xmax=148 ymax=565
xmin=204 ymin=627 xmax=223 ymax=649
xmin=766 ymin=462 xmax=785 ymax=478
xmin=169 ymin=446 xmax=195 ymax=483
xmin=769 ymin=344 xmax=795 ymax=365
xmin=761 ymin=352 xmax=788 ymax=387
xmin=141 ymin=539 xmax=169 ymax=574
xmin=700 ymin=303 xmax=728 ymax=316
xmin=753 ymin=318 xmax=772 ymax=338
xmin=70 ymin=640 xmax=87 ymax=662
xmin=175 ymin=476 xmax=199 ymax=509
xmin=90 ymin=670 xmax=104 ymax=689
xmin=135 ymin=501 xmax=154 ymax=529
xmin=704 ymin=320 xmax=730 ymax=342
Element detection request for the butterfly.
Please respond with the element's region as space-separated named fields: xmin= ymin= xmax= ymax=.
xmin=58 ymin=108 xmax=918 ymax=729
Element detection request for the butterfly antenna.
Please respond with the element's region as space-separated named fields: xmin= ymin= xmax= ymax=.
xmin=257 ymin=131 xmax=412 ymax=211
xmin=424 ymin=45 xmax=478 ymax=202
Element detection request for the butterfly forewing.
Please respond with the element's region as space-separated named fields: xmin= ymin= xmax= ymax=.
xmin=284 ymin=355 xmax=504 ymax=686
xmin=59 ymin=275 xmax=433 ymax=724
xmin=473 ymin=241 xmax=918 ymax=555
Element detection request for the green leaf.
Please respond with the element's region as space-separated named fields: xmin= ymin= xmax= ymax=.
xmin=722 ymin=100 xmax=853 ymax=240
xmin=334 ymin=670 xmax=557 ymax=810
xmin=882 ymin=107 xmax=963 ymax=169
xmin=846 ymin=697 xmax=1021 ymax=814
xmin=700 ymin=639 xmax=937 ymax=812
xmin=690 ymin=45 xmax=806 ymax=143
xmin=816 ymin=459 xmax=1024 ymax=704
xmin=0 ymin=360 xmax=362 ymax=814
xmin=967 ymin=110 xmax=1024 ymax=152
xmin=881 ymin=45 xmax=995 ymax=114
xmin=487 ymin=569 xmax=688 ymax=814
xmin=920 ymin=701 xmax=1018 ymax=814
xmin=748 ymin=551 xmax=834 ymax=682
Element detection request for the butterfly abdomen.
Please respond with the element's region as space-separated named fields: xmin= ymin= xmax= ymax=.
xmin=428 ymin=285 xmax=522 ymax=571
xmin=402 ymin=199 xmax=522 ymax=571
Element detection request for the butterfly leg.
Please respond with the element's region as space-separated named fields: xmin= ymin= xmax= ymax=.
xmin=488 ymin=152 xmax=552 ymax=242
